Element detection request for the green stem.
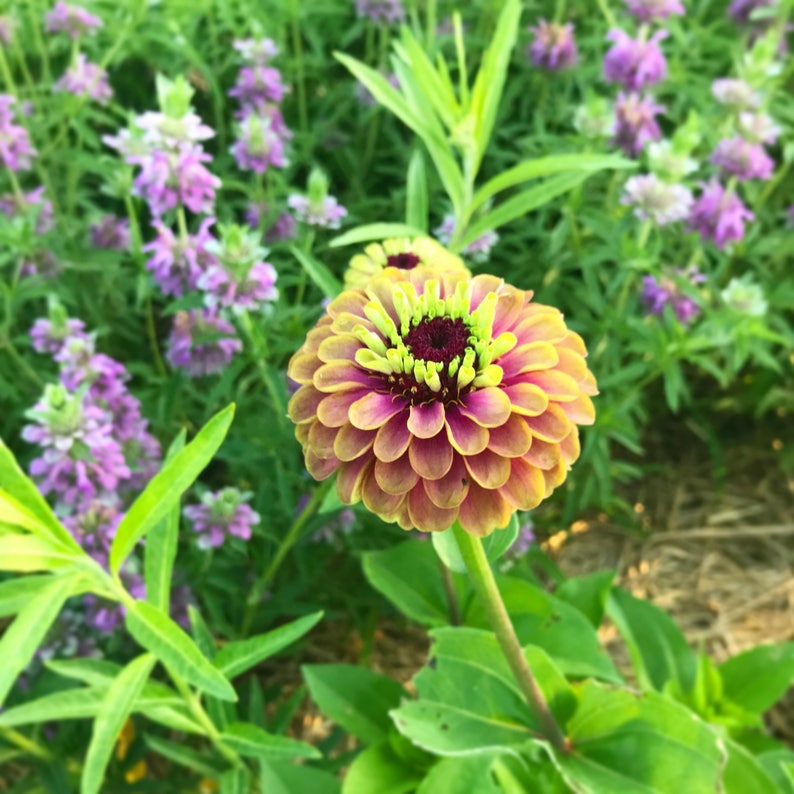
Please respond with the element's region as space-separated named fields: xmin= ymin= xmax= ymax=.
xmin=0 ymin=337 xmax=44 ymax=388
xmin=0 ymin=43 xmax=18 ymax=94
xmin=425 ymin=0 xmax=437 ymax=51
xmin=239 ymin=310 xmax=287 ymax=425
xmin=176 ymin=204 xmax=189 ymax=246
xmin=452 ymin=523 xmax=568 ymax=752
xmin=239 ymin=478 xmax=333 ymax=636
xmin=0 ymin=727 xmax=52 ymax=761
xmin=637 ymin=219 xmax=652 ymax=251
xmin=594 ymin=0 xmax=616 ymax=27
xmin=27 ymin=1 xmax=51 ymax=83
xmin=438 ymin=557 xmax=461 ymax=625
xmin=145 ymin=293 xmax=167 ymax=378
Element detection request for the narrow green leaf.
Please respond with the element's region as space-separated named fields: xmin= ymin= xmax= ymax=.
xmin=125 ymin=599 xmax=237 ymax=702
xmin=0 ymin=574 xmax=55 ymax=617
xmin=719 ymin=643 xmax=794 ymax=714
xmin=145 ymin=733 xmax=226 ymax=778
xmin=0 ymin=440 xmax=82 ymax=552
xmin=329 ymin=223 xmax=428 ymax=249
xmin=81 ymin=653 xmax=156 ymax=794
xmin=261 ymin=762 xmax=341 ymax=794
xmin=110 ymin=404 xmax=235 ymax=573
xmin=145 ymin=428 xmax=186 ymax=612
xmin=555 ymin=570 xmax=616 ymax=629
xmin=0 ymin=533 xmax=81 ymax=573
xmin=0 ymin=489 xmax=51 ymax=533
xmin=220 ymin=722 xmax=321 ymax=760
xmin=417 ymin=753 xmax=505 ymax=794
xmin=0 ymin=574 xmax=75 ymax=706
xmin=0 ymin=688 xmax=105 ymax=726
xmin=406 ymin=149 xmax=428 ymax=232
xmin=290 ymin=245 xmax=343 ymax=299
xmin=220 ymin=766 xmax=251 ymax=794
xmin=214 ymin=611 xmax=323 ymax=679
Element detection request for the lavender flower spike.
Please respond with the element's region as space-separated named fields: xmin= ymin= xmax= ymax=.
xmin=641 ymin=267 xmax=706 ymax=324
xmin=624 ymin=0 xmax=685 ymax=22
xmin=166 ymin=309 xmax=242 ymax=377
xmin=604 ymin=29 xmax=668 ymax=91
xmin=0 ymin=95 xmax=37 ymax=172
xmin=54 ymin=55 xmax=112 ymax=104
xmin=355 ymin=0 xmax=406 ymax=25
xmin=622 ymin=174 xmax=693 ymax=225
xmin=688 ymin=180 xmax=754 ymax=248
xmin=528 ymin=20 xmax=578 ymax=71
xmin=612 ymin=92 xmax=665 ymax=156
xmin=710 ymin=136 xmax=774 ymax=181
xmin=44 ymin=2 xmax=103 ymax=39
xmin=183 ymin=487 xmax=260 ymax=549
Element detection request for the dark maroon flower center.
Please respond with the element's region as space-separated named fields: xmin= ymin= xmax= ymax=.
xmin=403 ymin=316 xmax=471 ymax=366
xmin=386 ymin=252 xmax=421 ymax=270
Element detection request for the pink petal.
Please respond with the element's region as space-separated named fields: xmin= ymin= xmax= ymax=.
xmin=464 ymin=449 xmax=511 ymax=489
xmin=362 ymin=468 xmax=405 ymax=520
xmin=513 ymin=311 xmax=567 ymax=345
xmin=445 ymin=406 xmax=489 ymax=456
xmin=317 ymin=390 xmax=368 ymax=428
xmin=407 ymin=484 xmax=459 ymax=532
xmin=288 ymin=352 xmax=322 ymax=384
xmin=407 ymin=402 xmax=445 ymax=439
xmin=373 ymin=413 xmax=412 ymax=462
xmin=560 ymin=393 xmax=596 ymax=425
xmin=469 ymin=274 xmax=504 ymax=310
xmin=502 ymin=341 xmax=559 ymax=377
xmin=332 ymin=311 xmax=376 ymax=335
xmin=523 ymin=438 xmax=561 ymax=470
xmin=502 ymin=383 xmax=549 ymax=416
xmin=555 ymin=347 xmax=588 ymax=382
xmin=348 ymin=392 xmax=407 ymax=431
xmin=408 ymin=433 xmax=454 ymax=480
xmin=557 ymin=330 xmax=587 ymax=356
xmin=327 ymin=290 xmax=369 ymax=319
xmin=314 ymin=361 xmax=374 ymax=392
xmin=333 ymin=424 xmax=375 ymax=462
xmin=318 ymin=335 xmax=362 ymax=364
xmin=374 ymin=453 xmax=419 ymax=495
xmin=560 ymin=428 xmax=581 ymax=464
xmin=457 ymin=482 xmax=513 ymax=537
xmin=423 ymin=455 xmax=470 ymax=509
xmin=486 ymin=414 xmax=532 ymax=458
xmin=306 ymin=449 xmax=340 ymax=480
xmin=524 ymin=404 xmax=571 ymax=443
xmin=542 ymin=458 xmax=567 ymax=495
xmin=524 ymin=370 xmax=580 ymax=402
xmin=288 ymin=386 xmax=324 ymax=424
xmin=492 ymin=289 xmax=527 ymax=335
xmin=458 ymin=388 xmax=511 ymax=428
xmin=336 ymin=456 xmax=372 ymax=503
xmin=500 ymin=458 xmax=545 ymax=511
xmin=308 ymin=422 xmax=339 ymax=459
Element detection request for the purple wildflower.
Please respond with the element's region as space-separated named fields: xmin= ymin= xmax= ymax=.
xmin=355 ymin=0 xmax=405 ymax=24
xmin=288 ymin=193 xmax=347 ymax=229
xmin=738 ymin=111 xmax=782 ymax=144
xmin=710 ymin=136 xmax=774 ymax=180
xmin=688 ymin=180 xmax=754 ymax=248
xmin=233 ymin=38 xmax=279 ymax=65
xmin=84 ymin=567 xmax=145 ymax=633
xmin=622 ymin=174 xmax=693 ymax=224
xmin=90 ymin=215 xmax=130 ymax=249
xmin=62 ymin=500 xmax=121 ymax=563
xmin=612 ymin=92 xmax=665 ymax=156
xmin=509 ymin=522 xmax=536 ymax=558
xmin=229 ymin=65 xmax=287 ymax=111
xmin=0 ymin=187 xmax=54 ymax=234
xmin=265 ymin=212 xmax=296 ymax=243
xmin=231 ymin=107 xmax=290 ymax=173
xmin=183 ymin=487 xmax=260 ymax=549
xmin=527 ymin=20 xmax=578 ymax=71
xmin=312 ymin=508 xmax=356 ymax=546
xmin=711 ymin=78 xmax=761 ymax=110
xmin=623 ymin=0 xmax=685 ymax=22
xmin=167 ymin=309 xmax=242 ymax=377
xmin=44 ymin=2 xmax=103 ymax=39
xmin=604 ymin=29 xmax=668 ymax=91
xmin=135 ymin=110 xmax=215 ymax=148
xmin=0 ymin=95 xmax=36 ymax=171
xmin=30 ymin=315 xmax=88 ymax=356
xmin=641 ymin=270 xmax=704 ymax=325
xmin=435 ymin=213 xmax=499 ymax=263
xmin=144 ymin=216 xmax=218 ymax=297
xmin=54 ymin=55 xmax=112 ymax=104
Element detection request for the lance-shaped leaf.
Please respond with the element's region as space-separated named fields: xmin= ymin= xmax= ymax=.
xmin=0 ymin=532 xmax=82 ymax=573
xmin=220 ymin=722 xmax=321 ymax=761
xmin=330 ymin=223 xmax=428 ymax=250
xmin=290 ymin=246 xmax=343 ymax=299
xmin=0 ymin=574 xmax=56 ymax=617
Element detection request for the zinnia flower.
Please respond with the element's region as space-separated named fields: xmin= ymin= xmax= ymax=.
xmin=344 ymin=237 xmax=468 ymax=290
xmin=287 ymin=266 xmax=597 ymax=536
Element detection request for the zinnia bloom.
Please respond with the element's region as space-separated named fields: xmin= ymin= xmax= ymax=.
xmin=344 ymin=237 xmax=468 ymax=290
xmin=287 ymin=266 xmax=597 ymax=536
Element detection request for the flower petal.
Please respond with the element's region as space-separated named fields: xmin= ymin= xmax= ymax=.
xmin=348 ymin=392 xmax=407 ymax=430
xmin=560 ymin=428 xmax=581 ymax=464
xmin=408 ymin=433 xmax=454 ymax=480
xmin=555 ymin=347 xmax=588 ymax=382
xmin=492 ymin=289 xmax=527 ymax=335
xmin=362 ymin=468 xmax=405 ymax=520
xmin=445 ymin=406 xmax=489 ymax=456
xmin=502 ymin=341 xmax=559 ymax=377
xmin=464 ymin=449 xmax=511 ymax=489
xmin=423 ymin=455 xmax=470 ymax=509
xmin=308 ymin=421 xmax=339 ymax=459
xmin=525 ymin=370 xmax=581 ymax=402
xmin=333 ymin=424 xmax=375 ymax=462
xmin=318 ymin=335 xmax=362 ymax=364
xmin=373 ymin=413 xmax=412 ymax=462
xmin=336 ymin=456 xmax=371 ymax=503
xmin=288 ymin=386 xmax=324 ymax=424
xmin=374 ymin=453 xmax=419 ymax=495
xmin=457 ymin=482 xmax=513 ymax=537
xmin=542 ymin=458 xmax=567 ymax=495
xmin=317 ymin=390 xmax=368 ymax=428
xmin=458 ymin=388 xmax=512 ymax=428
xmin=525 ymin=404 xmax=571 ymax=443
xmin=560 ymin=393 xmax=596 ymax=425
xmin=314 ymin=361 xmax=374 ymax=392
xmin=288 ymin=353 xmax=322 ymax=384
xmin=523 ymin=438 xmax=561 ymax=470
xmin=514 ymin=311 xmax=567 ymax=345
xmin=486 ymin=414 xmax=532 ymax=458
xmin=500 ymin=458 xmax=545 ymax=511
xmin=407 ymin=484 xmax=459 ymax=532
xmin=407 ymin=402 xmax=445 ymax=439
xmin=327 ymin=290 xmax=369 ymax=319
xmin=502 ymin=383 xmax=549 ymax=417
xmin=306 ymin=449 xmax=339 ymax=480
xmin=332 ymin=312 xmax=376 ymax=335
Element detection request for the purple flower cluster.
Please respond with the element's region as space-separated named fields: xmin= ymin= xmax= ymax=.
xmin=612 ymin=92 xmax=665 ymax=156
xmin=229 ymin=39 xmax=291 ymax=176
xmin=527 ymin=20 xmax=578 ymax=71
xmin=623 ymin=0 xmax=684 ymax=23
xmin=604 ymin=29 xmax=668 ymax=91
xmin=622 ymin=174 xmax=693 ymax=225
xmin=688 ymin=180 xmax=754 ymax=248
xmin=44 ymin=2 xmax=102 ymax=39
xmin=166 ymin=309 xmax=243 ymax=377
xmin=710 ymin=136 xmax=774 ymax=181
xmin=355 ymin=0 xmax=405 ymax=25
xmin=89 ymin=214 xmax=130 ymax=250
xmin=54 ymin=53 xmax=112 ymax=104
xmin=183 ymin=487 xmax=260 ymax=549
xmin=287 ymin=193 xmax=347 ymax=229
xmin=435 ymin=213 xmax=499 ymax=264
xmin=641 ymin=267 xmax=706 ymax=324
xmin=0 ymin=95 xmax=36 ymax=171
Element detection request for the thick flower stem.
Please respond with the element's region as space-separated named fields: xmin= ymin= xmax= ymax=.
xmin=452 ymin=523 xmax=568 ymax=752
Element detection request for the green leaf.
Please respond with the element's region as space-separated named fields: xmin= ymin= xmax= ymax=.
xmin=758 ymin=749 xmax=794 ymax=794
xmin=145 ymin=733 xmax=225 ymax=778
xmin=480 ymin=513 xmax=520 ymax=565
xmin=431 ymin=530 xmax=466 ymax=574
xmin=302 ymin=664 xmax=406 ymax=745
xmin=0 ymin=440 xmax=82 ymax=553
xmin=0 ymin=489 xmax=52 ymax=533
xmin=0 ymin=533 xmax=81 ymax=573
xmin=81 ymin=653 xmax=156 ymax=794
xmin=0 ymin=574 xmax=75 ymax=706
xmin=0 ymin=574 xmax=56 ymax=617
xmin=719 ymin=643 xmax=794 ymax=714
xmin=363 ymin=539 xmax=467 ymax=627
xmin=110 ymin=404 xmax=235 ymax=573
xmin=261 ymin=761 xmax=341 ymax=794
xmin=220 ymin=722 xmax=320 ymax=761
xmin=417 ymin=753 xmax=504 ymax=794
xmin=606 ymin=586 xmax=696 ymax=693
xmin=214 ymin=611 xmax=323 ymax=679
xmin=406 ymin=149 xmax=428 ymax=232
xmin=290 ymin=245 xmax=343 ymax=299
xmin=466 ymin=577 xmax=622 ymax=683
xmin=125 ymin=599 xmax=236 ymax=702
xmin=0 ymin=688 xmax=105 ymax=726
xmin=460 ymin=172 xmax=589 ymax=249
xmin=220 ymin=766 xmax=251 ymax=794
xmin=342 ymin=742 xmax=423 ymax=794
xmin=722 ymin=737 xmax=783 ymax=794
xmin=471 ymin=154 xmax=634 ymax=215
xmin=555 ymin=570 xmax=616 ymax=628
xmin=144 ymin=428 xmax=186 ymax=612
xmin=329 ymin=223 xmax=428 ymax=249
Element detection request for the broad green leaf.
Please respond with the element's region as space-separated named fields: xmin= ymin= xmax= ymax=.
xmin=471 ymin=154 xmax=634 ymax=214
xmin=290 ymin=245 xmax=343 ymax=300
xmin=721 ymin=737 xmax=782 ymax=794
xmin=342 ymin=742 xmax=422 ymax=794
xmin=220 ymin=722 xmax=320 ymax=761
xmin=261 ymin=761 xmax=341 ymax=794
xmin=81 ymin=653 xmax=156 ymax=794
xmin=329 ymin=223 xmax=428 ymax=249
xmin=481 ymin=513 xmax=520 ymax=565
xmin=719 ymin=643 xmax=794 ymax=714
xmin=0 ymin=574 xmax=75 ymax=706
xmin=417 ymin=753 xmax=504 ymax=794
xmin=431 ymin=529 xmax=466 ymax=574
xmin=406 ymin=149 xmax=428 ymax=232
xmin=220 ymin=767 xmax=251 ymax=794
xmin=0 ymin=533 xmax=81 ymax=572
xmin=125 ymin=599 xmax=236 ymax=702
xmin=363 ymin=539 xmax=467 ymax=627
xmin=302 ymin=664 xmax=406 ymax=745
xmin=0 ymin=440 xmax=82 ymax=552
xmin=110 ymin=404 xmax=235 ymax=573
xmin=0 ymin=489 xmax=51 ymax=532
xmin=145 ymin=428 xmax=186 ymax=612
xmin=0 ymin=574 xmax=55 ymax=617
xmin=145 ymin=733 xmax=225 ymax=778
xmin=460 ymin=172 xmax=589 ymax=249
xmin=214 ymin=611 xmax=323 ymax=679
xmin=466 ymin=577 xmax=622 ymax=683
xmin=0 ymin=688 xmax=105 ymax=726
xmin=758 ymin=750 xmax=794 ymax=794
xmin=555 ymin=570 xmax=616 ymax=629
xmin=607 ymin=586 xmax=696 ymax=693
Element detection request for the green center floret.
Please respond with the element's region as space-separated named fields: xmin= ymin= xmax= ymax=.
xmin=352 ymin=278 xmax=517 ymax=403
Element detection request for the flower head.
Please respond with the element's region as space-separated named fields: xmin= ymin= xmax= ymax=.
xmin=710 ymin=136 xmax=774 ymax=181
xmin=604 ymin=29 xmax=668 ymax=91
xmin=54 ymin=55 xmax=112 ymax=104
xmin=623 ymin=0 xmax=685 ymax=22
xmin=720 ymin=276 xmax=767 ymax=316
xmin=30 ymin=313 xmax=88 ymax=356
xmin=287 ymin=267 xmax=597 ymax=536
xmin=288 ymin=193 xmax=347 ymax=229
xmin=527 ymin=20 xmax=578 ymax=71
xmin=183 ymin=487 xmax=260 ymax=549
xmin=167 ymin=309 xmax=242 ymax=377
xmin=622 ymin=174 xmax=693 ymax=224
xmin=233 ymin=38 xmax=279 ymax=65
xmin=0 ymin=95 xmax=36 ymax=172
xmin=231 ymin=107 xmax=290 ymax=173
xmin=737 ymin=111 xmax=781 ymax=144
xmin=229 ymin=65 xmax=287 ymax=110
xmin=344 ymin=237 xmax=468 ymax=290
xmin=435 ymin=214 xmax=499 ymax=264
xmin=641 ymin=267 xmax=705 ymax=324
xmin=688 ymin=180 xmax=754 ymax=248
xmin=711 ymin=78 xmax=761 ymax=110
xmin=90 ymin=215 xmax=130 ymax=250
xmin=44 ymin=2 xmax=103 ymax=39
xmin=355 ymin=0 xmax=405 ymax=24
xmin=612 ymin=92 xmax=665 ymax=156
